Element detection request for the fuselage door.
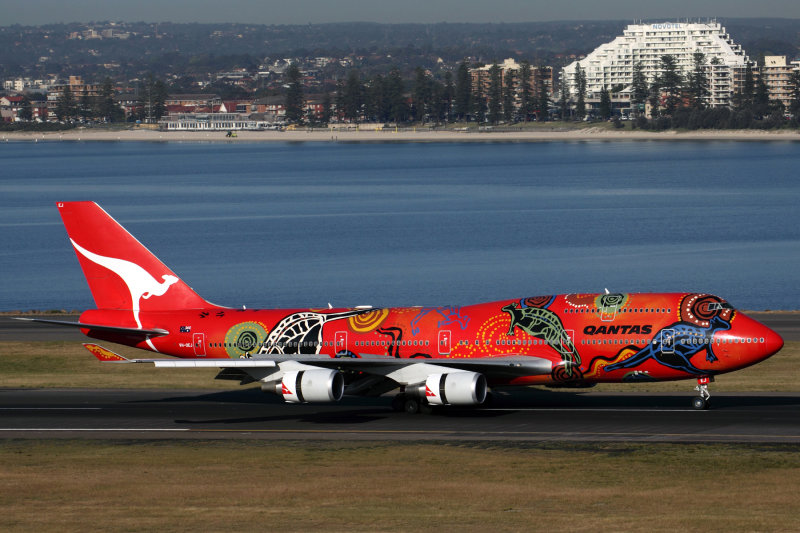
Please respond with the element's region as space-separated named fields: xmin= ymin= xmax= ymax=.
xmin=560 ymin=329 xmax=576 ymax=356
xmin=438 ymin=330 xmax=451 ymax=355
xmin=193 ymin=333 xmax=206 ymax=357
xmin=334 ymin=331 xmax=348 ymax=355
xmin=659 ymin=329 xmax=675 ymax=354
xmin=600 ymin=305 xmax=618 ymax=322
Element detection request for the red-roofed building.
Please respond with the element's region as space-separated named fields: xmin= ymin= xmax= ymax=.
xmin=1 ymin=95 xmax=25 ymax=122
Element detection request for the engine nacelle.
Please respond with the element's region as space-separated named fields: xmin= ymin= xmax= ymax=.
xmin=420 ymin=372 xmax=487 ymax=406
xmin=268 ymin=369 xmax=344 ymax=403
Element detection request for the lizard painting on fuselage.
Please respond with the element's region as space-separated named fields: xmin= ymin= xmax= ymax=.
xmin=501 ymin=296 xmax=580 ymax=377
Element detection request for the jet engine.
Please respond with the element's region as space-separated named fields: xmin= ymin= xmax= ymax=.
xmin=415 ymin=372 xmax=487 ymax=406
xmin=266 ymin=369 xmax=344 ymax=403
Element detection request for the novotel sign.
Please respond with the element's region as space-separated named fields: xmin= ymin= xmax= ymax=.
xmin=652 ymin=23 xmax=684 ymax=30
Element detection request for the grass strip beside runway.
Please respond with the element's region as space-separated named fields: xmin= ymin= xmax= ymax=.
xmin=0 ymin=340 xmax=797 ymax=392
xmin=0 ymin=440 xmax=798 ymax=532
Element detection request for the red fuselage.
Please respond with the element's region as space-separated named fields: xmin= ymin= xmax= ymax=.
xmin=79 ymin=291 xmax=783 ymax=387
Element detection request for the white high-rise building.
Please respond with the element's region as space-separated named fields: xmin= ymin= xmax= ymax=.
xmin=561 ymin=22 xmax=751 ymax=110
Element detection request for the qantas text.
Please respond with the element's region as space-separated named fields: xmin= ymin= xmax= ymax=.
xmin=583 ymin=325 xmax=653 ymax=335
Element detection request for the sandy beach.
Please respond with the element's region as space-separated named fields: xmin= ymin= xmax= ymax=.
xmin=3 ymin=126 xmax=800 ymax=143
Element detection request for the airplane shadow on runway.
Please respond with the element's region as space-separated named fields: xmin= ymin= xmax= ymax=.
xmin=136 ymin=387 xmax=800 ymax=426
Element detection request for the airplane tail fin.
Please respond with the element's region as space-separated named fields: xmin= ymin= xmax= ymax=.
xmin=57 ymin=202 xmax=214 ymax=314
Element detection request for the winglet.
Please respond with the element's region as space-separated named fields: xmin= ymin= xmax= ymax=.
xmin=83 ymin=343 xmax=131 ymax=363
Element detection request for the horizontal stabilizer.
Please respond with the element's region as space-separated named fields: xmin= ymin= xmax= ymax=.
xmin=14 ymin=317 xmax=168 ymax=337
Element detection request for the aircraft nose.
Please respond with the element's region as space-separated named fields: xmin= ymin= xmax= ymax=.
xmin=762 ymin=324 xmax=784 ymax=357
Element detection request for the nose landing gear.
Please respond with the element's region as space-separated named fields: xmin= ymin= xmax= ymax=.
xmin=692 ymin=376 xmax=713 ymax=410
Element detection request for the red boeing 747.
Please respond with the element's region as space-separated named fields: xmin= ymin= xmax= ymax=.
xmin=18 ymin=202 xmax=784 ymax=412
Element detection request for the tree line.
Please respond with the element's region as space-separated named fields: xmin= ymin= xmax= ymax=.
xmin=285 ymin=54 xmax=800 ymax=130
xmin=48 ymin=76 xmax=165 ymax=123
xmin=285 ymin=60 xmax=552 ymax=126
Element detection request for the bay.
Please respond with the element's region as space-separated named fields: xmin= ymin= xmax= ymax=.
xmin=0 ymin=139 xmax=798 ymax=311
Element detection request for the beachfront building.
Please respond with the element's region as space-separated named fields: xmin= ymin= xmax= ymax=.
xmin=470 ymin=59 xmax=553 ymax=111
xmin=760 ymin=56 xmax=797 ymax=110
xmin=560 ymin=21 xmax=751 ymax=113
xmin=159 ymin=112 xmax=281 ymax=131
xmin=46 ymin=76 xmax=102 ymax=119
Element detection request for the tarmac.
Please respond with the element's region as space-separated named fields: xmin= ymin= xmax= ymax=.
xmin=1 ymin=387 xmax=798 ymax=443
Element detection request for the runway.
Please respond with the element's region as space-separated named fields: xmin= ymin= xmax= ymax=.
xmin=1 ymin=387 xmax=798 ymax=443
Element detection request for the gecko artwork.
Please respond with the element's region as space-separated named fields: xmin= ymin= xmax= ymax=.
xmin=18 ymin=202 xmax=784 ymax=413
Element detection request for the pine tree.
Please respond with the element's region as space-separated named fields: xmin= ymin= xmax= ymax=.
xmin=284 ymin=63 xmax=305 ymax=124
xmin=334 ymin=80 xmax=345 ymax=123
xmin=342 ymin=70 xmax=363 ymax=123
xmin=454 ymin=62 xmax=471 ymax=121
xmin=736 ymin=62 xmax=755 ymax=112
xmin=487 ymin=62 xmax=502 ymax=125
xmin=598 ymin=86 xmax=611 ymax=119
xmin=19 ymin=94 xmax=33 ymax=121
xmin=656 ymin=55 xmax=683 ymax=115
xmin=387 ymin=67 xmax=408 ymax=123
xmin=502 ymin=68 xmax=515 ymax=122
xmin=630 ymin=62 xmax=648 ymax=117
xmin=443 ymin=71 xmax=455 ymax=122
xmin=78 ymin=93 xmax=92 ymax=121
xmin=365 ymin=74 xmax=385 ymax=122
xmin=789 ymin=70 xmax=800 ymax=117
xmin=519 ymin=61 xmax=533 ymax=121
xmin=574 ymin=64 xmax=586 ymax=119
xmin=320 ymin=92 xmax=332 ymax=125
xmin=558 ymin=72 xmax=570 ymax=121
xmin=754 ymin=75 xmax=770 ymax=118
xmin=430 ymin=80 xmax=446 ymax=123
xmin=56 ymin=85 xmax=77 ymax=122
xmin=152 ymin=79 xmax=168 ymax=121
xmin=536 ymin=66 xmax=550 ymax=121
xmin=99 ymin=77 xmax=117 ymax=122
xmin=412 ymin=67 xmax=431 ymax=123
xmin=687 ymin=52 xmax=709 ymax=109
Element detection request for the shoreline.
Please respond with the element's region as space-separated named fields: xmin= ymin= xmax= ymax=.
xmin=3 ymin=127 xmax=800 ymax=143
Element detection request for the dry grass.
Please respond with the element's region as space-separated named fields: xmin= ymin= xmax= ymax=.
xmin=0 ymin=440 xmax=798 ymax=532
xmin=0 ymin=342 xmax=232 ymax=389
xmin=0 ymin=340 xmax=797 ymax=392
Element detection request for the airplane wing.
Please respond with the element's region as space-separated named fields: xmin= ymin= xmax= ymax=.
xmin=84 ymin=343 xmax=556 ymax=403
xmin=84 ymin=343 xmax=551 ymax=379
xmin=14 ymin=317 xmax=169 ymax=337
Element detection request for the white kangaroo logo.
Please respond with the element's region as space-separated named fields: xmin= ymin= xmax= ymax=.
xmin=71 ymin=239 xmax=178 ymax=345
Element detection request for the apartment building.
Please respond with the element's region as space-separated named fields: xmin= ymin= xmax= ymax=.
xmin=761 ymin=56 xmax=796 ymax=110
xmin=561 ymin=22 xmax=750 ymax=110
xmin=470 ymin=59 xmax=553 ymax=103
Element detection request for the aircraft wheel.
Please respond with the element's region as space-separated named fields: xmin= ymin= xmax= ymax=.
xmin=692 ymin=396 xmax=709 ymax=410
xmin=403 ymin=398 xmax=420 ymax=414
xmin=391 ymin=394 xmax=406 ymax=412
xmin=483 ymin=391 xmax=495 ymax=407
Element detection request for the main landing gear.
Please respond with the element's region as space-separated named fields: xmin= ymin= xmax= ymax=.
xmin=391 ymin=393 xmax=432 ymax=414
xmin=692 ymin=376 xmax=713 ymax=410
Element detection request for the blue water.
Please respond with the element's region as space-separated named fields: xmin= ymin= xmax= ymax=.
xmin=1 ymin=140 xmax=799 ymax=310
